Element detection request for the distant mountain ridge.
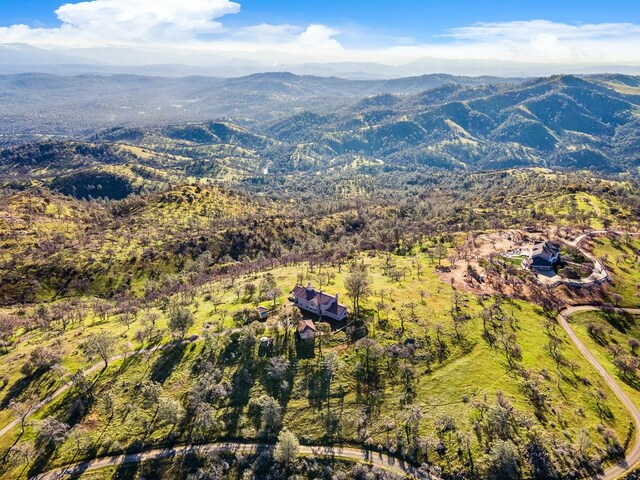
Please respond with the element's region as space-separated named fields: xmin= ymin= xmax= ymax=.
xmin=1 ymin=73 xmax=640 ymax=197
xmin=0 ymin=71 xmax=524 ymax=138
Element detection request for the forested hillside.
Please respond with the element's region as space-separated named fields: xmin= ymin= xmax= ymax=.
xmin=2 ymin=74 xmax=639 ymax=185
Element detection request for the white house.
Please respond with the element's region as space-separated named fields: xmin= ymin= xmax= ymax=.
xmin=291 ymin=283 xmax=348 ymax=321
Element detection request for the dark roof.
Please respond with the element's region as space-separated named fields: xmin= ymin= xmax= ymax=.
xmin=530 ymin=240 xmax=559 ymax=264
xmin=291 ymin=285 xmax=336 ymax=305
xmin=256 ymin=306 xmax=269 ymax=313
xmin=298 ymin=319 xmax=317 ymax=333
xmin=326 ymin=301 xmax=347 ymax=316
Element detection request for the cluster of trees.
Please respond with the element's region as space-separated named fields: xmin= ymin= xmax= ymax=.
xmin=3 ymin=167 xmax=640 ymax=306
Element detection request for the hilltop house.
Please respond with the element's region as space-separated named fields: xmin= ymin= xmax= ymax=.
xmin=291 ymin=283 xmax=348 ymax=321
xmin=526 ymin=240 xmax=560 ymax=273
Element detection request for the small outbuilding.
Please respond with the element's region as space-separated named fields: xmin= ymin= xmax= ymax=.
xmin=256 ymin=306 xmax=269 ymax=320
xmin=298 ymin=319 xmax=317 ymax=340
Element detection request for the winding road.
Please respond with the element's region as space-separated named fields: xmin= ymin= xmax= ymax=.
xmin=559 ymin=306 xmax=640 ymax=480
xmin=7 ymin=230 xmax=640 ymax=479
xmin=0 ymin=341 xmax=176 ymax=440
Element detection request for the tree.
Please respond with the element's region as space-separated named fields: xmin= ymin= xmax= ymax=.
xmin=5 ymin=442 xmax=34 ymax=470
xmin=266 ymin=356 xmax=290 ymax=395
xmin=69 ymin=426 xmax=90 ymax=457
xmin=284 ymin=309 xmax=302 ymax=350
xmin=193 ymin=402 xmax=216 ymax=437
xmin=486 ymin=439 xmax=521 ymax=480
xmin=157 ymin=397 xmax=184 ymax=427
xmin=354 ymin=338 xmax=383 ymax=394
xmin=82 ymin=332 xmax=118 ymax=369
xmin=248 ymin=394 xmax=282 ymax=437
xmin=244 ymin=282 xmax=257 ymax=299
xmin=139 ymin=380 xmax=162 ymax=408
xmin=259 ymin=395 xmax=282 ymax=437
xmin=37 ymin=417 xmax=70 ymax=447
xmin=322 ymin=352 xmax=340 ymax=410
xmin=168 ymin=306 xmax=194 ymax=338
xmin=232 ymin=307 xmax=259 ymax=327
xmin=316 ymin=322 xmax=332 ymax=359
xmin=274 ymin=428 xmax=299 ymax=467
xmin=24 ymin=346 xmax=62 ymax=375
xmin=9 ymin=397 xmax=37 ymax=436
xmin=102 ymin=391 xmax=116 ymax=419
xmin=259 ymin=274 xmax=277 ymax=300
xmin=268 ymin=286 xmax=283 ymax=308
xmin=345 ymin=263 xmax=372 ymax=320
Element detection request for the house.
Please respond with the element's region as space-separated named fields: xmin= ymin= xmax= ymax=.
xmin=298 ymin=319 xmax=317 ymax=340
xmin=526 ymin=240 xmax=560 ymax=272
xmin=256 ymin=306 xmax=269 ymax=320
xmin=291 ymin=283 xmax=348 ymax=321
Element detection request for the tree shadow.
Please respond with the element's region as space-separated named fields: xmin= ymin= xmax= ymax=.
xmin=295 ymin=338 xmax=315 ymax=360
xmin=113 ymin=459 xmax=141 ymax=480
xmin=224 ymin=364 xmax=258 ymax=435
xmin=25 ymin=442 xmax=56 ymax=478
xmin=0 ymin=371 xmax=46 ymax=408
xmin=305 ymin=365 xmax=327 ymax=410
xmin=150 ymin=342 xmax=187 ymax=384
xmin=602 ymin=309 xmax=635 ymax=334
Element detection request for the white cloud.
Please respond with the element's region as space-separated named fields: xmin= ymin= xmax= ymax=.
xmin=0 ymin=2 xmax=640 ymax=71
xmin=0 ymin=0 xmax=241 ymax=45
xmin=446 ymin=20 xmax=640 ymax=42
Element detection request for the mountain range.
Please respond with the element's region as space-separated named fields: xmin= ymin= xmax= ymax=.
xmin=1 ymin=72 xmax=640 ymax=198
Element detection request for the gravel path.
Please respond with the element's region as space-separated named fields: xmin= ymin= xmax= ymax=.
xmin=33 ymin=442 xmax=421 ymax=479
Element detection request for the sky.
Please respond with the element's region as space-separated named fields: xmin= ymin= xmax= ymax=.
xmin=1 ymin=0 xmax=640 ymax=72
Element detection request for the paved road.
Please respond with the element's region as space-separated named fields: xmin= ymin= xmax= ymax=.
xmin=558 ymin=306 xmax=640 ymax=480
xmin=32 ymin=305 xmax=640 ymax=480
xmin=33 ymin=442 xmax=421 ymax=480
xmin=568 ymin=230 xmax=640 ymax=249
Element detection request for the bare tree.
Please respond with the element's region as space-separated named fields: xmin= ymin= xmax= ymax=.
xmin=9 ymin=396 xmax=37 ymax=436
xmin=345 ymin=263 xmax=372 ymax=320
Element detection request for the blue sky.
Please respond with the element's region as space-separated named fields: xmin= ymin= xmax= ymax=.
xmin=0 ymin=0 xmax=639 ymax=71
xmin=2 ymin=0 xmax=640 ymax=42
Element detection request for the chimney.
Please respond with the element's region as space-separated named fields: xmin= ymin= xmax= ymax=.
xmin=307 ymin=282 xmax=312 ymax=289
xmin=335 ymin=293 xmax=339 ymax=302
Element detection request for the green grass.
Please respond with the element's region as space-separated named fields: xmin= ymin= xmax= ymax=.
xmin=570 ymin=310 xmax=640 ymax=407
xmin=586 ymin=235 xmax=640 ymax=307
xmin=0 ymin=250 xmax=635 ymax=478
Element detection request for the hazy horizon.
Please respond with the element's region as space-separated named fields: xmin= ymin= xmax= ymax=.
xmin=1 ymin=0 xmax=640 ymax=77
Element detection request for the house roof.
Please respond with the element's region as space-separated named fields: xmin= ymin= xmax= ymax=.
xmin=298 ymin=319 xmax=317 ymax=333
xmin=530 ymin=240 xmax=559 ymax=264
xmin=256 ymin=306 xmax=269 ymax=313
xmin=292 ymin=285 xmax=348 ymax=317
xmin=326 ymin=301 xmax=347 ymax=317
xmin=291 ymin=285 xmax=335 ymax=305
